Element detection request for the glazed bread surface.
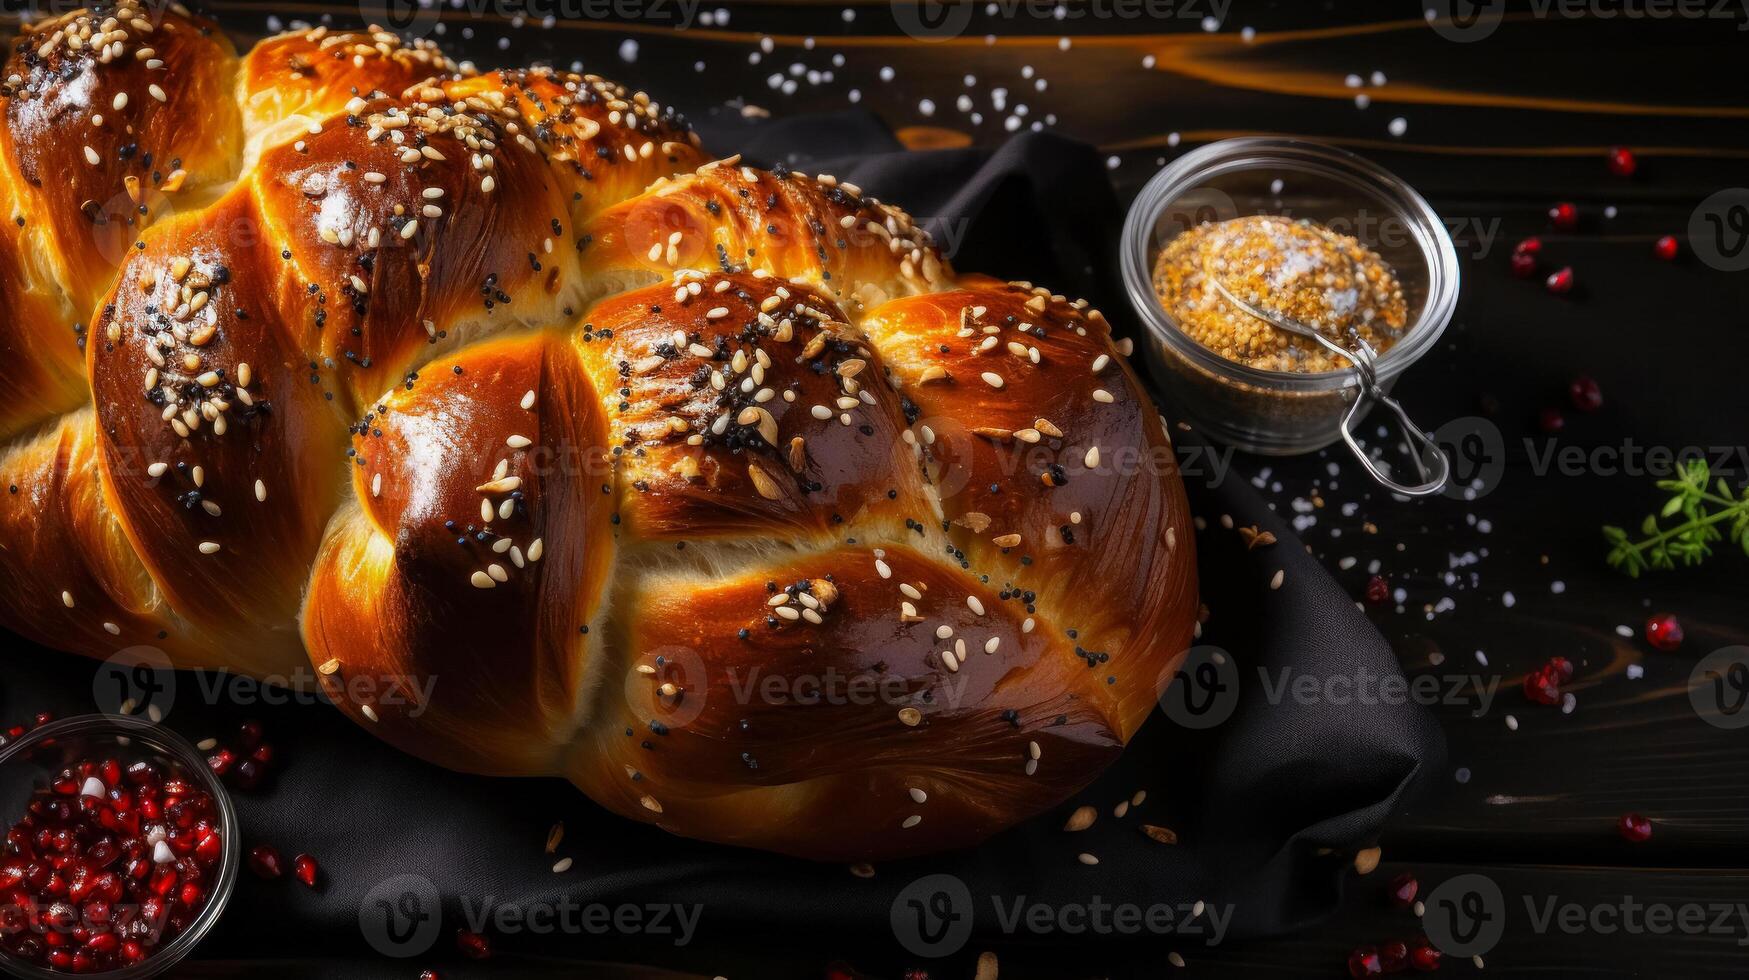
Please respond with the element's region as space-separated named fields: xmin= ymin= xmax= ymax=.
xmin=0 ymin=5 xmax=1197 ymax=860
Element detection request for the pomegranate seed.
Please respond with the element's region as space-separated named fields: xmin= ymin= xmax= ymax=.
xmin=1523 ymin=664 xmax=1562 ymax=706
xmin=1508 ymin=251 xmax=1537 ymax=279
xmin=237 ymin=721 xmax=264 ymax=749
xmin=1348 ymin=945 xmax=1384 ymax=977
xmin=1538 ymin=407 xmax=1565 ymax=434
xmin=292 ymin=854 xmax=320 ymax=889
xmin=1548 ymin=202 xmax=1578 ymax=231
xmin=1568 ymin=376 xmax=1603 ymax=413
xmin=456 ymin=929 xmax=492 ymax=960
xmin=1644 ymin=613 xmax=1684 ymax=652
xmin=1545 ymin=266 xmax=1574 ymax=295
xmin=419 ymin=972 xmax=442 ymax=980
xmin=1409 ymin=940 xmax=1442 ymax=972
xmin=1547 ymin=656 xmax=1575 ymax=682
xmin=1653 ymin=235 xmax=1679 ymax=261
xmin=1618 ymin=812 xmax=1653 ymax=842
xmin=247 ymin=844 xmax=282 ymax=880
xmin=1387 ymin=872 xmax=1419 ymax=907
xmin=1606 ymin=146 xmax=1637 ymax=177
xmin=1379 ymin=940 xmax=1409 ymax=973
xmin=1514 ymin=236 xmax=1543 ymax=256
xmin=206 ymin=750 xmax=235 ymax=777
xmin=1363 ymin=575 xmax=1389 ymax=605
xmin=194 ymin=832 xmax=222 ymax=864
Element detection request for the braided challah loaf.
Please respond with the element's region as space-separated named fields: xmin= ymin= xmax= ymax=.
xmin=0 ymin=5 xmax=1198 ymax=860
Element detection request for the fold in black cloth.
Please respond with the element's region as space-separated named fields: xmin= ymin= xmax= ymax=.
xmin=0 ymin=113 xmax=1442 ymax=978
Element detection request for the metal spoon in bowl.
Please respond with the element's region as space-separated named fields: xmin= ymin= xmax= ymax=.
xmin=1204 ymin=250 xmax=1450 ymax=498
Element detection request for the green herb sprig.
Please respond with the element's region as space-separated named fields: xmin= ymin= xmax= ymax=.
xmin=1604 ymin=459 xmax=1749 ymax=577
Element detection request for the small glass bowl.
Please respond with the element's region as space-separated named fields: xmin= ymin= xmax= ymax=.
xmin=1121 ymin=138 xmax=1460 ymax=456
xmin=0 ymin=715 xmax=239 ymax=979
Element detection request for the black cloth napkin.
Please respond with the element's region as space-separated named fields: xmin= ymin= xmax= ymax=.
xmin=0 ymin=114 xmax=1442 ymax=979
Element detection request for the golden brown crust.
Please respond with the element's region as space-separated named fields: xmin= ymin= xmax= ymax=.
xmin=575 ymin=270 xmax=929 ymax=541
xmin=239 ymin=26 xmax=460 ymax=161
xmin=1 ymin=3 xmax=241 ymax=312
xmin=0 ymin=409 xmax=175 ymax=657
xmin=863 ymin=278 xmax=1199 ymax=739
xmin=442 ymin=69 xmax=707 ymax=230
xmin=577 ymin=159 xmax=952 ymax=314
xmin=0 ymin=211 xmax=85 ymax=439
xmin=571 ymin=542 xmax=1123 ymax=861
xmin=87 ymin=193 xmax=346 ymax=667
xmin=248 ymin=90 xmax=584 ymax=412
xmin=302 ymin=331 xmax=614 ymax=775
xmin=0 ymin=7 xmax=1197 ymax=863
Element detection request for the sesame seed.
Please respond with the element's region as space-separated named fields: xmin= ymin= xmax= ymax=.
xmin=61 ymin=591 xmax=74 ymax=608
xmin=901 ymin=815 xmax=922 ymax=829
xmin=966 ymin=595 xmax=985 ymax=615
xmin=146 ymin=462 xmax=167 ymax=478
xmin=1269 ymin=569 xmax=1285 ymax=590
xmin=875 ymin=558 xmax=892 ymax=579
xmin=361 ymin=704 xmax=379 ymax=722
xmin=82 ymin=145 xmax=100 ymax=166
xmin=197 ymin=542 xmax=221 ymax=555
xmin=1093 ymin=388 xmax=1115 ymax=403
xmin=148 ymin=84 xmax=166 ymax=102
xmin=1078 ymin=853 xmax=1099 ymax=865
xmin=552 ymin=857 xmax=574 ymax=873
xmin=909 ymin=787 xmax=928 ymax=803
xmin=470 ymin=571 xmax=495 ymax=589
xmin=980 ymin=371 xmax=1005 ymax=389
xmin=506 ymin=434 xmax=532 ymax=449
xmin=255 ymin=480 xmax=267 ymax=502
xmin=520 ymin=389 xmax=537 ymax=410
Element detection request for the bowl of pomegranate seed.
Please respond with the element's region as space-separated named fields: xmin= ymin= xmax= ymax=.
xmin=0 ymin=714 xmax=239 ymax=977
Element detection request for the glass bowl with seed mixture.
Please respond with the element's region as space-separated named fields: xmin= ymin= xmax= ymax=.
xmin=1121 ymin=138 xmax=1460 ymax=457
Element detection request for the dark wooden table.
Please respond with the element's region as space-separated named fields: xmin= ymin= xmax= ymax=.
xmin=7 ymin=1 xmax=1749 ymax=976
